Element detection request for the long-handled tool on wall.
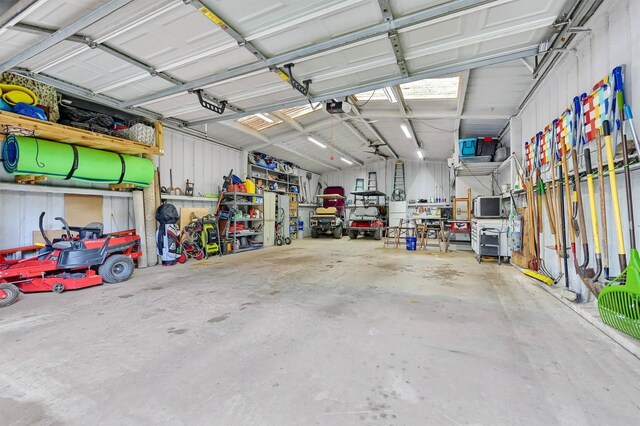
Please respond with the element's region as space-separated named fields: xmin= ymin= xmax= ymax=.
xmin=598 ymin=68 xmax=640 ymax=339
xmin=601 ymin=120 xmax=627 ymax=272
xmin=614 ymin=67 xmax=636 ymax=254
xmin=571 ymin=96 xmax=594 ymax=278
xmin=553 ymin=119 xmax=570 ymax=289
xmin=583 ymin=148 xmax=603 ymax=284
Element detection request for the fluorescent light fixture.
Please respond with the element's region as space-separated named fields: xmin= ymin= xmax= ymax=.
xmin=341 ymin=157 xmax=353 ymax=165
xmin=417 ymin=150 xmax=423 ymax=159
xmin=255 ymin=113 xmax=274 ymax=123
xmin=383 ymin=86 xmax=397 ymax=103
xmin=308 ymin=136 xmax=326 ymax=148
xmin=401 ymin=123 xmax=412 ymax=139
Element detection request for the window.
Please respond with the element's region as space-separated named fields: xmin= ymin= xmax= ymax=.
xmin=400 ymin=77 xmax=460 ymax=100
xmin=237 ymin=113 xmax=282 ymax=131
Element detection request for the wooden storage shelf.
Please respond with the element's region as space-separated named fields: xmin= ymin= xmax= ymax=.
xmin=0 ymin=110 xmax=164 ymax=156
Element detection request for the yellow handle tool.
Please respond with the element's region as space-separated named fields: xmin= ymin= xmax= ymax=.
xmin=602 ymin=120 xmax=627 ymax=271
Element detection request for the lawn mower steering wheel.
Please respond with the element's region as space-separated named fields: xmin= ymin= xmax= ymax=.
xmin=55 ymin=216 xmax=73 ymax=240
xmin=39 ymin=212 xmax=52 ymax=246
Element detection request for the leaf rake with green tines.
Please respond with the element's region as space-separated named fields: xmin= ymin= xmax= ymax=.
xmin=598 ymin=249 xmax=640 ymax=339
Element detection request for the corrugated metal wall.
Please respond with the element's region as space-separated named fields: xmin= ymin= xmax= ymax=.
xmin=0 ymin=128 xmax=243 ymax=248
xmin=158 ymin=129 xmax=243 ymax=196
xmin=0 ymin=189 xmax=133 ymax=248
xmin=513 ymin=0 xmax=640 ymax=297
xmin=322 ymin=159 xmax=451 ymax=202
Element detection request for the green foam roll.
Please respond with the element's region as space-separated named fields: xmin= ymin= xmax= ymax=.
xmin=2 ymin=135 xmax=154 ymax=187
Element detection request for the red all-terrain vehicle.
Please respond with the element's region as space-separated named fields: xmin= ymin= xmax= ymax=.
xmin=0 ymin=212 xmax=142 ymax=308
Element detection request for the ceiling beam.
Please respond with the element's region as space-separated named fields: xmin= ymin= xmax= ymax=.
xmin=348 ymin=97 xmax=399 ymax=160
xmin=355 ymin=111 xmax=512 ymax=120
xmin=121 ymin=0 xmax=500 ymax=108
xmin=189 ymin=45 xmax=537 ymax=126
xmin=275 ymin=144 xmax=341 ymax=171
xmin=186 ymin=0 xmax=294 ymax=90
xmin=220 ymin=121 xmax=271 ymax=144
xmin=394 ymin=85 xmax=422 ymax=150
xmin=377 ymin=0 xmax=409 ymax=78
xmin=271 ymin=111 xmax=305 ymax=133
xmin=0 ymin=0 xmax=49 ymax=32
xmin=9 ymin=22 xmax=243 ymax=113
xmin=9 ymin=67 xmax=169 ymax=122
xmin=455 ymin=69 xmax=471 ymax=138
xmin=0 ymin=0 xmax=133 ymax=73
xmin=265 ymin=112 xmax=364 ymax=166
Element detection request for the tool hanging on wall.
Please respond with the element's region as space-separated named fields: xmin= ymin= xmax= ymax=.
xmin=185 ymin=179 xmax=195 ymax=197
xmin=598 ymin=97 xmax=640 ymax=338
xmin=597 ymin=66 xmax=640 ymax=339
xmin=602 ymin=120 xmax=627 ymax=273
xmin=571 ymin=96 xmax=593 ymax=277
xmin=583 ymin=148 xmax=603 ymax=283
xmin=558 ymin=113 xmax=580 ymax=289
xmin=613 ymin=67 xmax=636 ymax=253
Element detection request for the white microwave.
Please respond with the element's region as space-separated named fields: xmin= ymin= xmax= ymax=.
xmin=473 ymin=196 xmax=502 ymax=218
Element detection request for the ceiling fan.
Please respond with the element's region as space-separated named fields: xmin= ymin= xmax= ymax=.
xmin=365 ymin=144 xmax=390 ymax=159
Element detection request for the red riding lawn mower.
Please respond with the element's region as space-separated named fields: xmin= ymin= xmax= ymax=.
xmin=0 ymin=212 xmax=142 ymax=308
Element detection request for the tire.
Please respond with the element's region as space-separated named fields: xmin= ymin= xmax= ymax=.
xmin=349 ymin=230 xmax=358 ymax=240
xmin=373 ymin=228 xmax=382 ymax=240
xmin=99 ymin=255 xmax=135 ymax=284
xmin=333 ymin=225 xmax=343 ymax=239
xmin=0 ymin=283 xmax=19 ymax=308
xmin=311 ymin=228 xmax=319 ymax=238
xmin=284 ymin=237 xmax=292 ymax=245
xmin=276 ymin=236 xmax=284 ymax=246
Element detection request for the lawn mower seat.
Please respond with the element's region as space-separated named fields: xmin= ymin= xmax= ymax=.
xmin=352 ymin=206 xmax=379 ymax=221
xmin=52 ymin=240 xmax=74 ymax=250
xmin=79 ymin=222 xmax=104 ymax=240
xmin=316 ymin=207 xmax=338 ymax=216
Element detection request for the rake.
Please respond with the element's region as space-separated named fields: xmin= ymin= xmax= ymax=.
xmin=597 ymin=113 xmax=640 ymax=338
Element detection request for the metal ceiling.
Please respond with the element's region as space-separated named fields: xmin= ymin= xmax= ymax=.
xmin=0 ymin=0 xmax=577 ymax=172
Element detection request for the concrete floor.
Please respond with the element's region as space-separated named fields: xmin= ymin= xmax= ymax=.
xmin=2 ymin=239 xmax=640 ymax=425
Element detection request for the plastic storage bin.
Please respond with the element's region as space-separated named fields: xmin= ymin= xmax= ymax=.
xmin=459 ymin=138 xmax=477 ymax=157
xmin=476 ymin=137 xmax=499 ymax=158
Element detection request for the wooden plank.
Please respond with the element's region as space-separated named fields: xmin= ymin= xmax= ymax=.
xmin=109 ymin=183 xmax=136 ymax=191
xmin=64 ymin=194 xmax=103 ymax=227
xmin=179 ymin=207 xmax=211 ymax=230
xmin=155 ymin=121 xmax=164 ymax=153
xmin=0 ymin=110 xmax=163 ymax=156
xmin=15 ymin=175 xmax=47 ymax=184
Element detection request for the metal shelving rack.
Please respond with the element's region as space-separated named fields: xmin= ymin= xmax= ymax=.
xmin=248 ymin=163 xmax=300 ymax=194
xmin=220 ymin=192 xmax=264 ymax=253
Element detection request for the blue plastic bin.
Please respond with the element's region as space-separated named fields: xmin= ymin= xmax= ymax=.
xmin=406 ymin=236 xmax=417 ymax=251
xmin=459 ymin=138 xmax=476 ymax=157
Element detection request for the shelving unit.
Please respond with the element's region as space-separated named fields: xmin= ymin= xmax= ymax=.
xmin=0 ymin=110 xmax=164 ymax=156
xmin=248 ymin=163 xmax=300 ymax=194
xmin=219 ymin=192 xmax=264 ymax=254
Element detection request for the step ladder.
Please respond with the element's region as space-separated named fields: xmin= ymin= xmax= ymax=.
xmin=354 ymin=178 xmax=365 ymax=192
xmin=392 ymin=161 xmax=406 ymax=201
xmin=367 ymin=172 xmax=378 ymax=191
xmin=453 ymin=188 xmax=472 ymax=220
